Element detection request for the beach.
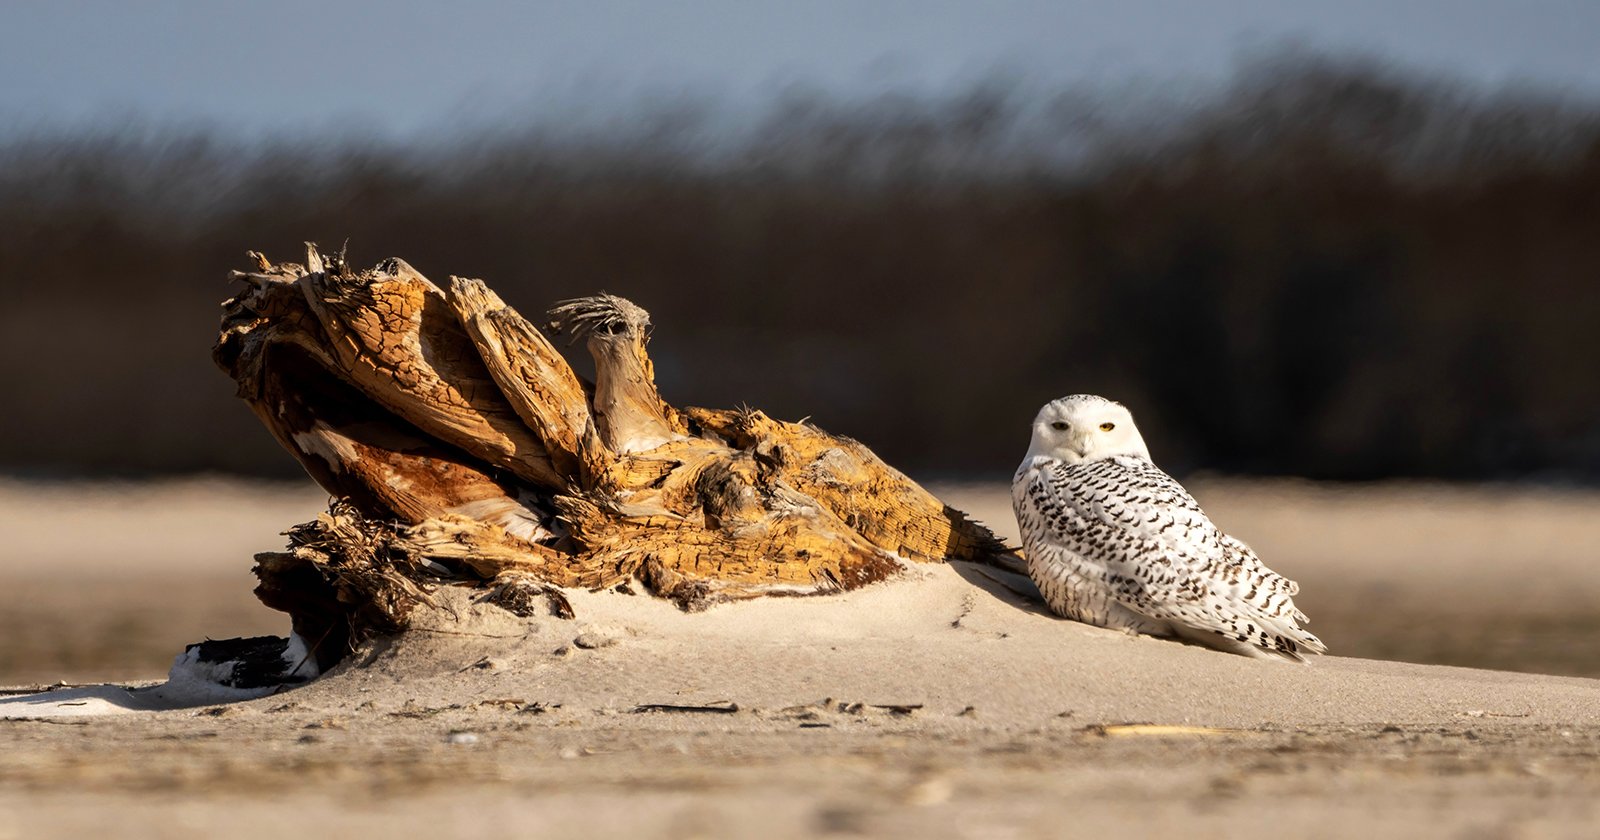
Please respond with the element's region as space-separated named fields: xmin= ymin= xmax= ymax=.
xmin=3 ymin=477 xmax=1598 ymax=837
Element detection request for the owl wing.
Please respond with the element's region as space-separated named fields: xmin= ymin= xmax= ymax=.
xmin=1038 ymin=457 xmax=1325 ymax=660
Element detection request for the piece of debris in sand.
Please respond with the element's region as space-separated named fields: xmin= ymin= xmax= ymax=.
xmin=1081 ymin=723 xmax=1247 ymax=738
xmin=572 ymin=632 xmax=619 ymax=650
xmin=632 ymin=701 xmax=740 ymax=714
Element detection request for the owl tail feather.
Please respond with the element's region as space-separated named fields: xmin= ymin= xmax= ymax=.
xmin=1171 ymin=622 xmax=1326 ymax=663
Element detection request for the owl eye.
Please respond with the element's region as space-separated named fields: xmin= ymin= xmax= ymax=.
xmin=1099 ymin=422 xmax=1116 ymax=431
xmin=1050 ymin=421 xmax=1069 ymax=431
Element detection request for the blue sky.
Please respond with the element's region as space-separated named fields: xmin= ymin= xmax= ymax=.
xmin=4 ymin=1 xmax=1598 ymax=138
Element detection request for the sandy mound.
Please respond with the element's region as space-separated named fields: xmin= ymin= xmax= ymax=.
xmin=9 ymin=561 xmax=1597 ymax=730
xmin=8 ymin=556 xmax=1600 ymax=838
xmin=7 ymin=476 xmax=1600 ymax=684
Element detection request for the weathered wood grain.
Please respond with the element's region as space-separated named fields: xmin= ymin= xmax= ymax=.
xmin=215 ymin=246 xmax=1012 ymax=658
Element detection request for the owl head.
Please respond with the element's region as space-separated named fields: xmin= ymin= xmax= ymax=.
xmin=1025 ymin=394 xmax=1151 ymax=464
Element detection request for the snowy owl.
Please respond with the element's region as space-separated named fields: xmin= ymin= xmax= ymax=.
xmin=1012 ymin=395 xmax=1325 ymax=661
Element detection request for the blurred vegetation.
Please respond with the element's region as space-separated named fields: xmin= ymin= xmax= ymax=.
xmin=3 ymin=54 xmax=1599 ymax=481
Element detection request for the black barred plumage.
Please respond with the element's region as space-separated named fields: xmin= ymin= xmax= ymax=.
xmin=1012 ymin=395 xmax=1325 ymax=662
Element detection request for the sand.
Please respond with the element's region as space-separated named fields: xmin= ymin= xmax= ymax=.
xmin=3 ymin=477 xmax=1600 ymax=837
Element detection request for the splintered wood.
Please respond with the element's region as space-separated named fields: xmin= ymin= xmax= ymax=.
xmin=216 ymin=246 xmax=1010 ymax=668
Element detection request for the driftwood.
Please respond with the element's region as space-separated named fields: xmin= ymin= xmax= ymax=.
xmin=215 ymin=246 xmax=1011 ymax=671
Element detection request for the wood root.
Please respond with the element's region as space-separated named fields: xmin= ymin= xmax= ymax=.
xmin=215 ymin=246 xmax=1013 ymax=668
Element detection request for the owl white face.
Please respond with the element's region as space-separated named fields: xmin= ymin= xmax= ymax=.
xmin=1025 ymin=395 xmax=1151 ymax=464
